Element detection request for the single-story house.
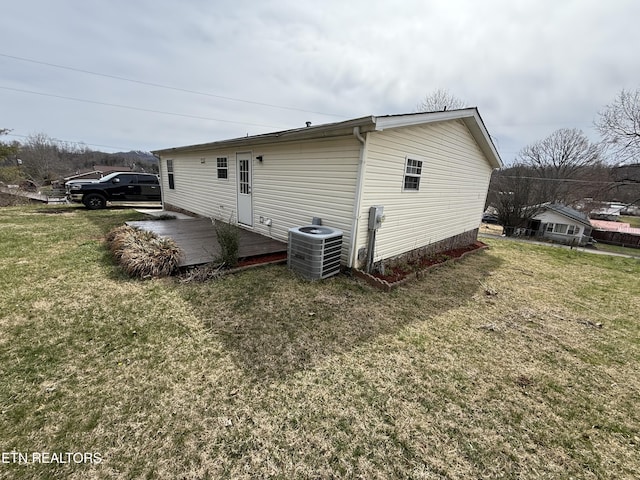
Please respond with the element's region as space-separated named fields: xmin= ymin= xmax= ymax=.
xmin=152 ymin=108 xmax=502 ymax=269
xmin=526 ymin=203 xmax=593 ymax=246
xmin=589 ymin=202 xmax=625 ymax=222
xmin=63 ymin=165 xmax=133 ymax=182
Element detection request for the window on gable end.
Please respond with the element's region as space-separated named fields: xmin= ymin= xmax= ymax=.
xmin=403 ymin=157 xmax=423 ymax=191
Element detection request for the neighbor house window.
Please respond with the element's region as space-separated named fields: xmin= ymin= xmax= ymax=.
xmin=403 ymin=157 xmax=423 ymax=191
xmin=546 ymin=223 xmax=572 ymax=234
xmin=553 ymin=223 xmax=568 ymax=234
xmin=167 ymin=159 xmax=175 ymax=189
xmin=217 ymin=157 xmax=228 ymax=179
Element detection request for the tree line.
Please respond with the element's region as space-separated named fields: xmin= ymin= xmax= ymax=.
xmin=0 ymin=131 xmax=158 ymax=186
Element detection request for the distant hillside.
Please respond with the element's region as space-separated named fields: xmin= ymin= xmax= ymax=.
xmin=112 ymin=151 xmax=158 ymax=165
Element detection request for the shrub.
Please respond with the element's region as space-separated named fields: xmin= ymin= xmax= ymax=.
xmin=106 ymin=225 xmax=182 ymax=278
xmin=179 ymin=262 xmax=225 ymax=283
xmin=214 ymin=218 xmax=239 ymax=267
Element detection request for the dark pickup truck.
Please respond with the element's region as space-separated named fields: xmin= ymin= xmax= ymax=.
xmin=66 ymin=172 xmax=161 ymax=209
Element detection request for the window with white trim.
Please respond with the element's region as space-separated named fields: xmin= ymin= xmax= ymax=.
xmin=403 ymin=157 xmax=423 ymax=191
xmin=546 ymin=223 xmax=578 ymax=235
xmin=553 ymin=224 xmax=568 ymax=234
xmin=166 ymin=159 xmax=175 ymax=189
xmin=216 ymin=157 xmax=228 ymax=179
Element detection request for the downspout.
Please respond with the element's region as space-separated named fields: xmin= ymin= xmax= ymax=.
xmin=348 ymin=126 xmax=367 ymax=268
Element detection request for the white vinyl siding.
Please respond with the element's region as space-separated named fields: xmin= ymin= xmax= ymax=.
xmin=160 ymin=153 xmax=237 ymax=219
xmin=158 ymin=136 xmax=361 ymax=264
xmin=355 ymin=120 xmax=493 ymax=264
xmin=251 ymin=137 xmax=360 ymax=263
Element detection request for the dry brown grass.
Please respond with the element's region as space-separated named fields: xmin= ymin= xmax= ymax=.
xmin=1 ymin=205 xmax=638 ymax=479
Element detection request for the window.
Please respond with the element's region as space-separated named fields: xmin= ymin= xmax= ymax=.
xmin=546 ymin=223 xmax=570 ymax=234
xmin=138 ymin=175 xmax=159 ymax=185
xmin=217 ymin=157 xmax=228 ymax=179
xmin=166 ymin=159 xmax=175 ymax=189
xmin=116 ymin=174 xmax=136 ymax=185
xmin=554 ymin=224 xmax=568 ymax=234
xmin=403 ymin=157 xmax=423 ymax=191
xmin=567 ymin=225 xmax=579 ymax=235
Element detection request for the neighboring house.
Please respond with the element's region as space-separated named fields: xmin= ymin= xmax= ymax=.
xmin=152 ymin=108 xmax=502 ymax=269
xmin=63 ymin=165 xmax=132 ymax=182
xmin=527 ymin=203 xmax=593 ymax=246
xmin=589 ymin=202 xmax=625 ymax=221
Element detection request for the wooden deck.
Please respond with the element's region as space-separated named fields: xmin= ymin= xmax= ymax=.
xmin=127 ymin=218 xmax=287 ymax=267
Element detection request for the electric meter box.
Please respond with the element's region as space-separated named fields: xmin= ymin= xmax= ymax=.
xmin=368 ymin=205 xmax=385 ymax=230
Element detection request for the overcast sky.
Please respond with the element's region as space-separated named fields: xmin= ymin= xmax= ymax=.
xmin=1 ymin=0 xmax=639 ymax=163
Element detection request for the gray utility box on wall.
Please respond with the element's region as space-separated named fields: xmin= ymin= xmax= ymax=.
xmin=287 ymin=226 xmax=343 ymax=280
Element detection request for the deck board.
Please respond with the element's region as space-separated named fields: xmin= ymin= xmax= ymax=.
xmin=127 ymin=218 xmax=287 ymax=267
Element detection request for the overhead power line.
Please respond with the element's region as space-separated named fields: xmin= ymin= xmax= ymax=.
xmin=0 ymin=85 xmax=286 ymax=129
xmin=0 ymin=52 xmax=345 ymax=118
xmin=498 ymin=175 xmax=632 ymax=185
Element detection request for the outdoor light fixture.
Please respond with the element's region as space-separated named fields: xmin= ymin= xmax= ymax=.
xmin=256 ymin=155 xmax=263 ymax=162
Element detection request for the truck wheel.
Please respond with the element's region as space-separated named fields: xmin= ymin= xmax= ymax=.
xmin=83 ymin=194 xmax=107 ymax=210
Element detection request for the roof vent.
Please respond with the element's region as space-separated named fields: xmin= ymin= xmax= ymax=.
xmin=305 ymin=121 xmax=312 ymax=127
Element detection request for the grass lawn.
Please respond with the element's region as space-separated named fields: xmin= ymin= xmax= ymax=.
xmin=593 ymin=242 xmax=640 ymax=258
xmin=620 ymin=215 xmax=640 ymax=229
xmin=1 ymin=205 xmax=639 ymax=479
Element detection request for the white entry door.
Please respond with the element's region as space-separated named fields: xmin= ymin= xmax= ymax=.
xmin=236 ymin=152 xmax=253 ymax=226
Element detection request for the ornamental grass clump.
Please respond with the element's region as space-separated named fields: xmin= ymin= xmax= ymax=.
xmin=106 ymin=225 xmax=182 ymax=278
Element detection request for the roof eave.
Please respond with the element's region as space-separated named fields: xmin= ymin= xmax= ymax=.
xmin=152 ymin=116 xmax=376 ymax=155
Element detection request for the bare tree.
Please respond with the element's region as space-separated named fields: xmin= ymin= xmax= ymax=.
xmin=595 ymin=88 xmax=640 ymax=164
xmin=19 ymin=133 xmax=61 ymax=185
xmin=487 ymin=165 xmax=545 ymax=235
xmin=416 ymin=88 xmax=467 ymax=112
xmin=516 ymin=128 xmax=602 ymax=203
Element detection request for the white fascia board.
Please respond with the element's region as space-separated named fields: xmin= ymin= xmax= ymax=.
xmin=373 ymin=108 xmax=479 ymax=130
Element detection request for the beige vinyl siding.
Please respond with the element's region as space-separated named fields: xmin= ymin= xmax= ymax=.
xmin=160 ymin=136 xmax=361 ymax=264
xmin=355 ymin=120 xmax=494 ymax=264
xmin=160 ymin=154 xmax=237 ymax=218
xmin=251 ymin=136 xmax=360 ymax=263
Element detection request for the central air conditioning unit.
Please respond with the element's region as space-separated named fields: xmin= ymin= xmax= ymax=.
xmin=288 ymin=225 xmax=343 ymax=280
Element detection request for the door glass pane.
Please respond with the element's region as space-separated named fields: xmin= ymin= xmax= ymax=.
xmin=239 ymin=159 xmax=249 ymax=194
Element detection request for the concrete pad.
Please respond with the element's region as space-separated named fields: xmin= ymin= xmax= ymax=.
xmin=135 ymin=208 xmax=194 ymax=219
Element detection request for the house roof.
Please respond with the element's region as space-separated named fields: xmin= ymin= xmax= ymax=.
xmin=590 ymin=219 xmax=640 ymax=235
xmin=541 ymin=203 xmax=592 ymax=227
xmin=152 ymin=108 xmax=503 ymax=169
xmin=93 ymin=165 xmax=132 ymax=173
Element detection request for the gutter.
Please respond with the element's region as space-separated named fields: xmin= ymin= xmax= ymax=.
xmin=348 ymin=126 xmax=368 ymax=268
